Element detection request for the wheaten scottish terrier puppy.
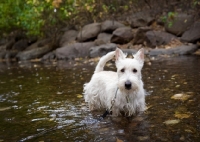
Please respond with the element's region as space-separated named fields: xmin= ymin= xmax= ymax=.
xmin=83 ymin=48 xmax=146 ymax=116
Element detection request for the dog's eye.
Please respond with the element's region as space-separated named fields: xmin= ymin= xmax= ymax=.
xmin=133 ymin=69 xmax=137 ymax=73
xmin=121 ymin=68 xmax=125 ymax=72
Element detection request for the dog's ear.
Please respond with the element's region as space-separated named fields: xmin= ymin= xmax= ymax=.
xmin=133 ymin=48 xmax=144 ymax=66
xmin=115 ymin=48 xmax=126 ymax=61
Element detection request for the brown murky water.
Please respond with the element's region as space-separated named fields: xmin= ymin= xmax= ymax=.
xmin=0 ymin=56 xmax=200 ymax=142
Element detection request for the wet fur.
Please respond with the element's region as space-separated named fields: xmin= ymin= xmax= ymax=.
xmin=83 ymin=48 xmax=146 ymax=116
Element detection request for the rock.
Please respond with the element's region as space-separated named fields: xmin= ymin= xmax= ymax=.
xmin=169 ymin=44 xmax=199 ymax=55
xmin=121 ymin=49 xmax=138 ymax=55
xmin=145 ymin=31 xmax=177 ymax=47
xmin=149 ymin=44 xmax=199 ymax=56
xmin=101 ymin=20 xmax=125 ymax=32
xmin=121 ymin=49 xmax=149 ymax=55
xmin=133 ymin=27 xmax=151 ymax=44
xmin=181 ymin=21 xmax=200 ymax=43
xmin=0 ymin=51 xmax=7 ymax=59
xmin=25 ymin=39 xmax=50 ymax=50
xmin=89 ymin=43 xmax=117 ymax=57
xmin=16 ymin=45 xmax=53 ymax=61
xmin=127 ymin=10 xmax=155 ymax=28
xmin=56 ymin=42 xmax=95 ymax=60
xmin=0 ymin=45 xmax=6 ymax=51
xmin=111 ymin=27 xmax=133 ymax=44
xmin=41 ymin=51 xmax=56 ymax=61
xmin=95 ymin=33 xmax=112 ymax=44
xmin=38 ymin=38 xmax=51 ymax=47
xmin=149 ymin=48 xmax=172 ymax=56
xmin=59 ymin=30 xmax=78 ymax=47
xmin=4 ymin=51 xmax=18 ymax=60
xmin=77 ymin=23 xmax=101 ymax=42
xmin=12 ymin=39 xmax=28 ymax=51
xmin=165 ymin=13 xmax=194 ymax=36
xmin=0 ymin=38 xmax=7 ymax=46
xmin=0 ymin=50 xmax=18 ymax=60
xmin=5 ymin=39 xmax=15 ymax=50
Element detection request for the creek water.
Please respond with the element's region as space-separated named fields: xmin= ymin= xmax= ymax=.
xmin=0 ymin=56 xmax=200 ymax=142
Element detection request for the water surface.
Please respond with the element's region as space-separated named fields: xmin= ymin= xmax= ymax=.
xmin=0 ymin=56 xmax=200 ymax=142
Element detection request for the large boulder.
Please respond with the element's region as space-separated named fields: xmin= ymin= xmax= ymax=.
xmin=133 ymin=27 xmax=151 ymax=44
xmin=4 ymin=51 xmax=18 ymax=60
xmin=59 ymin=30 xmax=78 ymax=47
xmin=127 ymin=10 xmax=155 ymax=28
xmin=111 ymin=27 xmax=133 ymax=44
xmin=77 ymin=23 xmax=101 ymax=42
xmin=145 ymin=31 xmax=177 ymax=47
xmin=89 ymin=43 xmax=117 ymax=58
xmin=101 ymin=20 xmax=125 ymax=32
xmin=16 ymin=45 xmax=53 ymax=61
xmin=42 ymin=51 xmax=56 ymax=61
xmin=149 ymin=44 xmax=199 ymax=56
xmin=56 ymin=42 xmax=95 ymax=60
xmin=12 ymin=39 xmax=28 ymax=51
xmin=95 ymin=33 xmax=112 ymax=44
xmin=165 ymin=13 xmax=194 ymax=36
xmin=5 ymin=39 xmax=15 ymax=50
xmin=0 ymin=45 xmax=6 ymax=51
xmin=25 ymin=38 xmax=50 ymax=50
xmin=181 ymin=21 xmax=200 ymax=43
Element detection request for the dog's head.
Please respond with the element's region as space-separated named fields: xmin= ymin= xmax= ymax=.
xmin=115 ymin=48 xmax=144 ymax=92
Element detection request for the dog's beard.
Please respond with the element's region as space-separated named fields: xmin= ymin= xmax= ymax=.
xmin=118 ymin=82 xmax=139 ymax=94
xmin=117 ymin=78 xmax=140 ymax=92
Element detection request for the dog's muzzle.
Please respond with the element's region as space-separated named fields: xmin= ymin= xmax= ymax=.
xmin=125 ymin=80 xmax=132 ymax=90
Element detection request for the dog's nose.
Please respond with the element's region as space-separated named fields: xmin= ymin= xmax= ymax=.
xmin=125 ymin=81 xmax=132 ymax=90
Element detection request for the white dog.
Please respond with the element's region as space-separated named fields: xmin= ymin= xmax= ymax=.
xmin=83 ymin=48 xmax=146 ymax=116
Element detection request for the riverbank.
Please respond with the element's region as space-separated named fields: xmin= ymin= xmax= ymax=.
xmin=0 ymin=10 xmax=200 ymax=62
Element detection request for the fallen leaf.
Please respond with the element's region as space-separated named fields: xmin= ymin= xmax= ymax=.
xmin=174 ymin=113 xmax=190 ymax=119
xmin=171 ymin=93 xmax=192 ymax=101
xmin=0 ymin=107 xmax=11 ymax=111
xmin=163 ymin=119 xmax=180 ymax=125
xmin=116 ymin=137 xmax=123 ymax=142
xmin=184 ymin=129 xmax=193 ymax=133
xmin=77 ymin=94 xmax=83 ymax=98
xmin=57 ymin=91 xmax=63 ymax=95
xmin=137 ymin=136 xmax=149 ymax=141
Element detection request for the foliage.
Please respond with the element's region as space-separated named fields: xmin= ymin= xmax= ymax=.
xmin=0 ymin=0 xmax=199 ymax=38
xmin=160 ymin=12 xmax=178 ymax=28
xmin=0 ymin=0 xmax=133 ymax=37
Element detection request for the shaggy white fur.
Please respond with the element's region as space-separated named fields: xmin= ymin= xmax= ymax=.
xmin=83 ymin=48 xmax=146 ymax=116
